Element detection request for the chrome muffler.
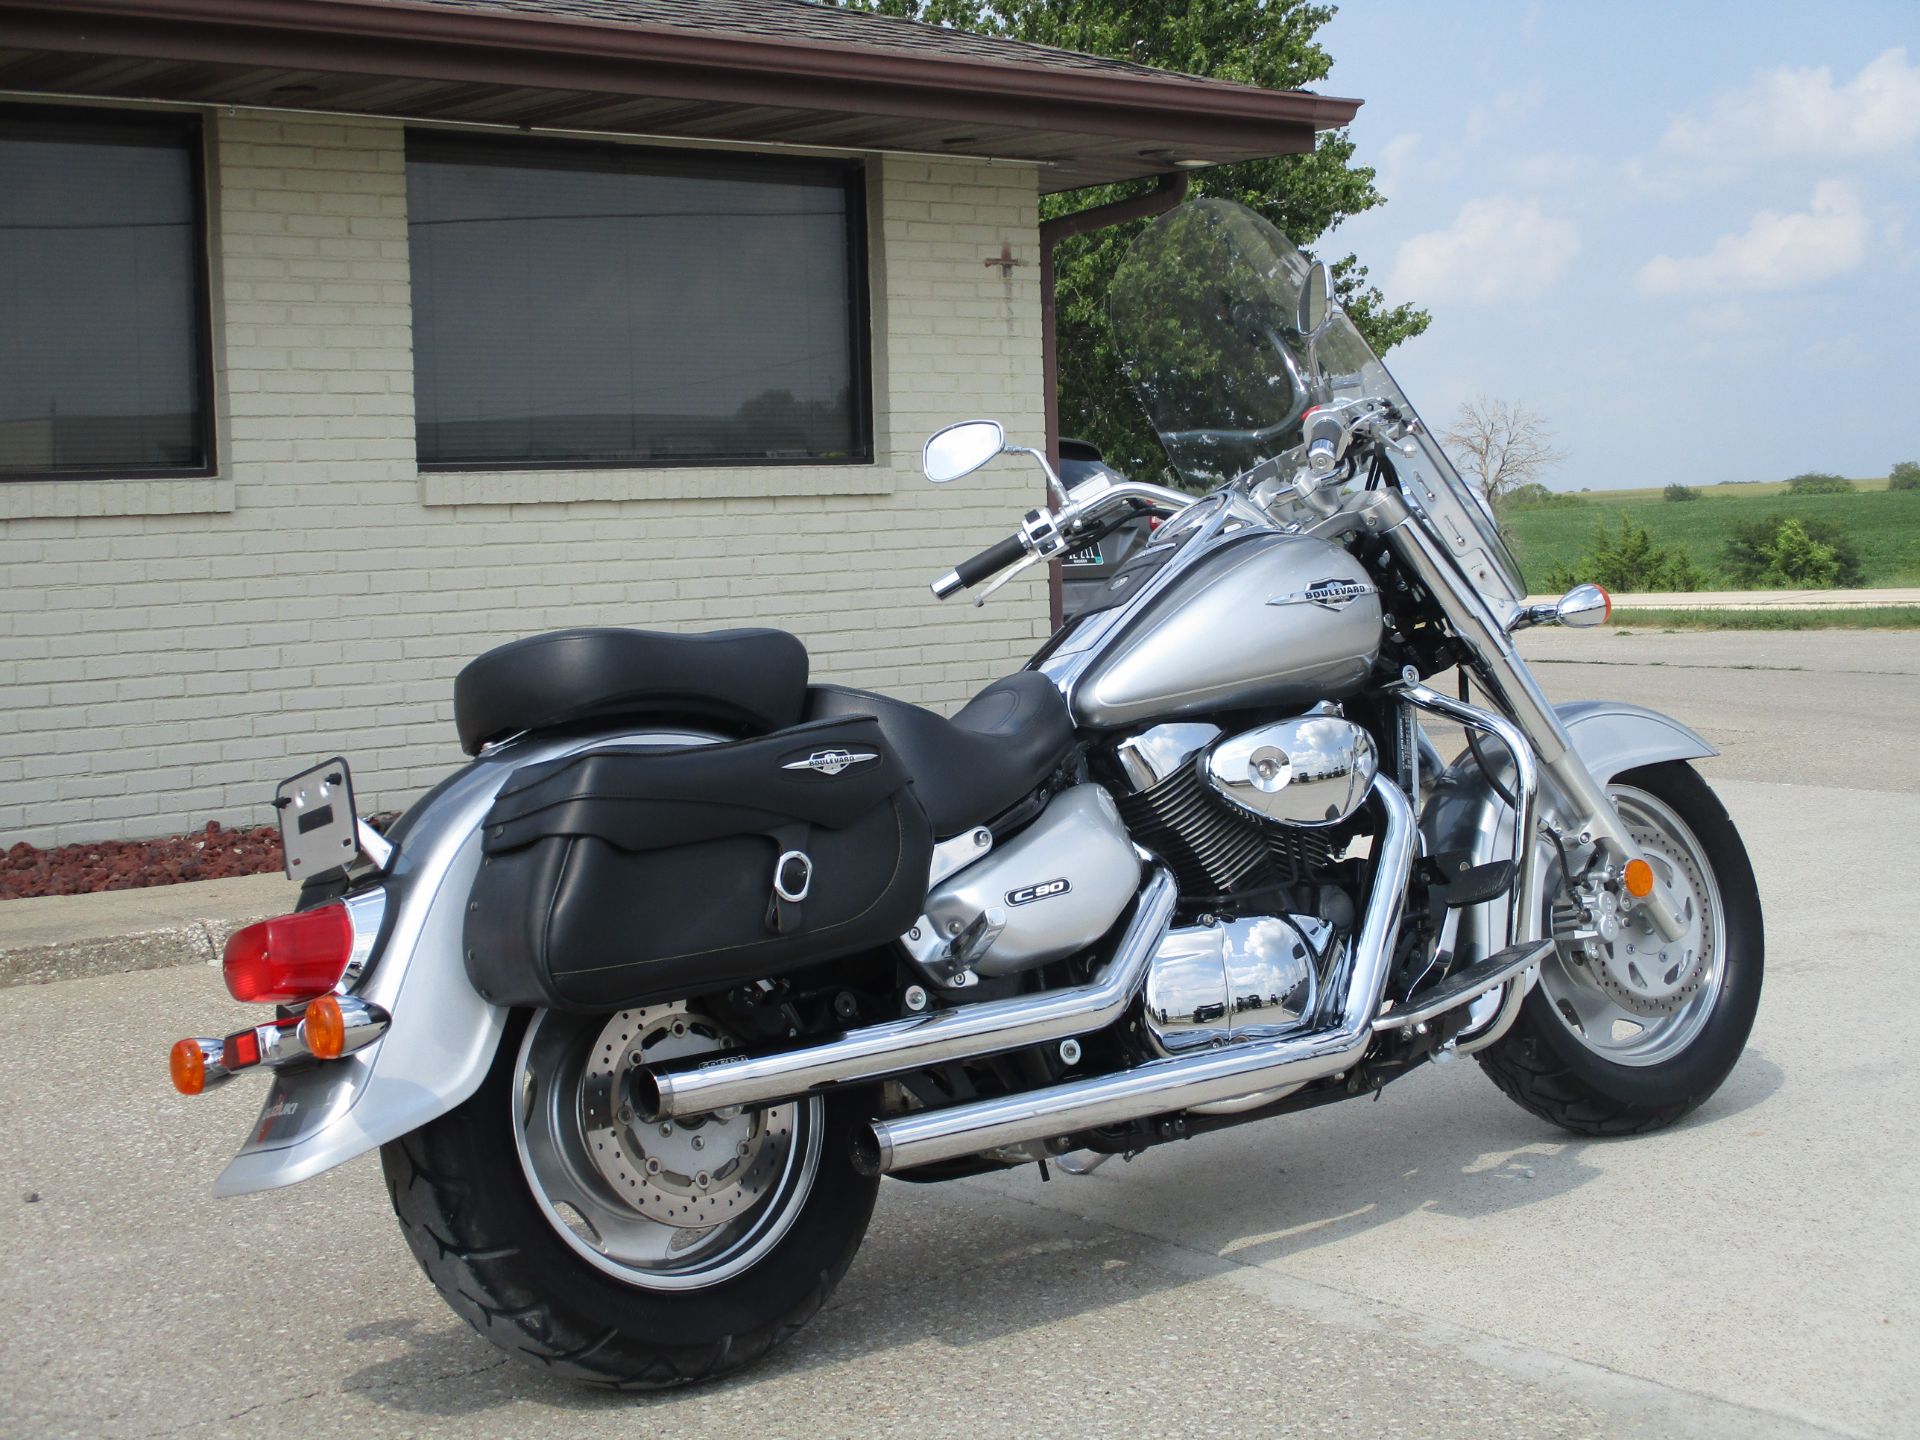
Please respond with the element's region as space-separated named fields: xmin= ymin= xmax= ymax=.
xmin=852 ymin=775 xmax=1417 ymax=1176
xmin=632 ymin=867 xmax=1179 ymax=1122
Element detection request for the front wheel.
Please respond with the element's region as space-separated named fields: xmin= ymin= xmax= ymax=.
xmin=1479 ymin=761 xmax=1763 ymax=1136
xmin=381 ymin=1003 xmax=879 ymax=1388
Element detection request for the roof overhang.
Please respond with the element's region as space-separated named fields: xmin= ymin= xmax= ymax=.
xmin=0 ymin=0 xmax=1360 ymax=190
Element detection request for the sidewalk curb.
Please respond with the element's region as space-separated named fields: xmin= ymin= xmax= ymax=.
xmin=1524 ymin=587 xmax=1920 ymax=612
xmin=0 ymin=875 xmax=292 ymax=989
xmin=0 ymin=912 xmax=270 ymax=989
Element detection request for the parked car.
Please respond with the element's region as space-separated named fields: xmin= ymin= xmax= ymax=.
xmin=1058 ymin=438 xmax=1158 ymax=621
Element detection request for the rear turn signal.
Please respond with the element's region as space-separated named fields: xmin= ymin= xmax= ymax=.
xmin=223 ymin=905 xmax=353 ymax=1004
xmin=302 ymin=995 xmax=347 ymax=1060
xmin=170 ymin=1038 xmax=206 ymax=1095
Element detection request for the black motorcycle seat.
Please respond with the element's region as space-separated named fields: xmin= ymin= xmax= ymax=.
xmin=454 ymin=627 xmax=809 ymax=755
xmin=806 ymin=672 xmax=1074 ymax=837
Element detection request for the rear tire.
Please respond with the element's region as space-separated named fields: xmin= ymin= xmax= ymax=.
xmin=1478 ymin=761 xmax=1763 ymax=1136
xmin=381 ymin=1008 xmax=879 ymax=1389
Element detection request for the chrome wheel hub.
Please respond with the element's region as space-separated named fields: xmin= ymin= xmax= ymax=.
xmin=1587 ymin=822 xmax=1713 ymax=1017
xmin=513 ymin=1003 xmax=822 ymax=1290
xmin=1540 ymin=786 xmax=1726 ymax=1068
xmin=578 ymin=1007 xmax=791 ymax=1230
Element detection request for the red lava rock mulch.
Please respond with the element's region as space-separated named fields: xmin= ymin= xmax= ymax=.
xmin=0 ymin=821 xmax=287 ymax=900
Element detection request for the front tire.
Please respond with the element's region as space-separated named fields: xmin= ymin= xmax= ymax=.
xmin=381 ymin=1005 xmax=879 ymax=1389
xmin=1478 ymin=761 xmax=1763 ymax=1136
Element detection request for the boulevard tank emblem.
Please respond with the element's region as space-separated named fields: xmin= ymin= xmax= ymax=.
xmin=1267 ymin=578 xmax=1378 ymax=611
xmin=782 ymin=749 xmax=879 ymax=777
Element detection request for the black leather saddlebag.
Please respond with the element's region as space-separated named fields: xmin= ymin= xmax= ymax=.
xmin=463 ymin=717 xmax=932 ymax=1011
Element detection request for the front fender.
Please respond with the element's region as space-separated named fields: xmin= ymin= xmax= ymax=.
xmin=213 ymin=726 xmax=719 ymax=1198
xmin=1421 ymin=700 xmax=1716 ymax=970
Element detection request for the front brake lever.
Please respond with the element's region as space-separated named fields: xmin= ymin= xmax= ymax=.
xmin=971 ymin=548 xmax=1048 ymax=606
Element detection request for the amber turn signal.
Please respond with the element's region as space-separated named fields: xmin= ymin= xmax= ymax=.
xmin=171 ymin=1038 xmax=207 ymax=1096
xmin=303 ymin=994 xmax=347 ymax=1060
xmin=1623 ymin=857 xmax=1656 ymax=899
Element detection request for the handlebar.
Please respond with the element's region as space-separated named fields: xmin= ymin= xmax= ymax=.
xmin=928 ymin=478 xmax=1194 ymax=600
xmin=932 ymin=532 xmax=1030 ymax=599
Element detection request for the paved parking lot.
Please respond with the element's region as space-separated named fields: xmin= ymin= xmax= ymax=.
xmin=2 ymin=628 xmax=1916 ymax=1438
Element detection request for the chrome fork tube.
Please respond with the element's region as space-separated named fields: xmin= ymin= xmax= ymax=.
xmin=856 ymin=775 xmax=1417 ymax=1176
xmin=635 ymin=867 xmax=1179 ymax=1121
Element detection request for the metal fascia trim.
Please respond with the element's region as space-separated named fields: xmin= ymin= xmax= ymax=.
xmin=0 ymin=0 xmax=1362 ymax=142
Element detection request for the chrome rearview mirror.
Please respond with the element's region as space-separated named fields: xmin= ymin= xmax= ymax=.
xmin=1298 ymin=260 xmax=1332 ymax=340
xmin=1509 ymin=582 xmax=1612 ymax=633
xmin=1555 ymin=584 xmax=1611 ymax=628
xmin=923 ymin=420 xmax=1006 ymax=484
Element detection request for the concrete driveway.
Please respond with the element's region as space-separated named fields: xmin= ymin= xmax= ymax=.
xmin=2 ymin=629 xmax=1915 ymax=1438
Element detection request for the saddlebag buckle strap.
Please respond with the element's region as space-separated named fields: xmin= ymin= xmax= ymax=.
xmin=774 ymin=850 xmax=813 ymax=904
xmin=766 ymin=823 xmax=813 ymax=934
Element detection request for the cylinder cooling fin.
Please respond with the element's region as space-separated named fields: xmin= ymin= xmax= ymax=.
xmin=1109 ymin=721 xmax=1344 ymax=902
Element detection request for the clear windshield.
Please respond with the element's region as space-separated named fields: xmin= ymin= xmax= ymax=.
xmin=1111 ymin=198 xmax=1526 ymax=606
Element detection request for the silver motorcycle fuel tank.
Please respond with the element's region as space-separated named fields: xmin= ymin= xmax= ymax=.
xmin=1071 ymin=532 xmax=1382 ymax=729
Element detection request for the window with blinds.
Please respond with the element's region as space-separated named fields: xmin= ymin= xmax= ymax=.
xmin=406 ymin=133 xmax=872 ymax=471
xmin=0 ymin=108 xmax=212 ymax=479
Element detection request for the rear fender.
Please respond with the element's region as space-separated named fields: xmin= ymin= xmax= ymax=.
xmin=213 ymin=726 xmax=719 ymax=1197
xmin=1421 ymin=700 xmax=1716 ymax=971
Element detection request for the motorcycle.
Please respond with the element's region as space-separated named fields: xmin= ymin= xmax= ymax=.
xmin=168 ymin=198 xmax=1762 ymax=1388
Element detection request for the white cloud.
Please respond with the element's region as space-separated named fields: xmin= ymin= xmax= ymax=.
xmin=1388 ymin=197 xmax=1580 ymax=302
xmin=1637 ymin=181 xmax=1869 ymax=294
xmin=1659 ymin=47 xmax=1920 ymax=161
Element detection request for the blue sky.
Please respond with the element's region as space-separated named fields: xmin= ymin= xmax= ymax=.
xmin=1317 ymin=1 xmax=1919 ymax=491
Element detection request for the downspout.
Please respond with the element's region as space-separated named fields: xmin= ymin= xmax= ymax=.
xmin=1038 ymin=170 xmax=1189 ymax=627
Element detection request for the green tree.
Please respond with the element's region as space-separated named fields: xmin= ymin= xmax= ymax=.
xmin=828 ymin=0 xmax=1427 ymax=478
xmin=1784 ymin=472 xmax=1855 ymax=495
xmin=1722 ymin=514 xmax=1864 ymax=588
xmin=1664 ymin=483 xmax=1699 ymax=502
xmin=1889 ymin=460 xmax=1920 ymax=492
xmin=1543 ymin=516 xmax=1706 ymax=594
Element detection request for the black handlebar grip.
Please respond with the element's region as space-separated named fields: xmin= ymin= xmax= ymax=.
xmin=935 ymin=532 xmax=1029 ymax=597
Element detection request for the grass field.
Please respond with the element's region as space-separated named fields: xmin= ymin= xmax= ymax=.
xmin=1502 ymin=479 xmax=1920 ymax=591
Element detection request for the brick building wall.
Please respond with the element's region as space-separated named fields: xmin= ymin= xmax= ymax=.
xmin=0 ymin=112 xmax=1051 ymax=846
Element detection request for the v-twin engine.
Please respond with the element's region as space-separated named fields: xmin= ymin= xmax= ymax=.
xmin=1111 ymin=716 xmax=1377 ymax=901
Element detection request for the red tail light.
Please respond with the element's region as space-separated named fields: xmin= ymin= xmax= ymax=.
xmin=223 ymin=905 xmax=353 ymax=1004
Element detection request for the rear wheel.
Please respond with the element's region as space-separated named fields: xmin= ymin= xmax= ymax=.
xmin=382 ymin=1003 xmax=878 ymax=1388
xmin=1478 ymin=761 xmax=1763 ymax=1135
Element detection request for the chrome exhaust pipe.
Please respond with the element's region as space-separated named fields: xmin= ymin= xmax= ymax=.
xmin=634 ymin=866 xmax=1179 ymax=1121
xmin=854 ymin=776 xmax=1416 ymax=1176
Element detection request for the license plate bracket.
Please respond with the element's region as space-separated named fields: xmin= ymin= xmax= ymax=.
xmin=274 ymin=757 xmax=360 ymax=881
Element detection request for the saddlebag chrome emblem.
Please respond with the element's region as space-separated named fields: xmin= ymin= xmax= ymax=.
xmin=782 ymin=749 xmax=879 ymax=777
xmin=1266 ymin=577 xmax=1378 ymax=611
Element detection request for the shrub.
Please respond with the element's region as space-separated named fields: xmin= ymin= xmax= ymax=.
xmin=1890 ymin=461 xmax=1920 ymax=492
xmin=1722 ymin=514 xmax=1864 ymax=588
xmin=1664 ymin=483 xmax=1700 ymax=502
xmin=1542 ymin=515 xmax=1706 ymax=594
xmin=1507 ymin=481 xmax=1584 ymax=508
xmin=1784 ymin=472 xmax=1855 ymax=495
